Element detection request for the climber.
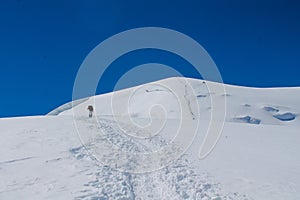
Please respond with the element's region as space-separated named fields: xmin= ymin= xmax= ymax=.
xmin=87 ymin=105 xmax=94 ymax=118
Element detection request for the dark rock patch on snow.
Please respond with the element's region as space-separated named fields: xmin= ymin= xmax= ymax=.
xmin=264 ymin=106 xmax=279 ymax=113
xmin=233 ymin=116 xmax=261 ymax=125
xmin=197 ymin=94 xmax=207 ymax=98
xmin=145 ymin=89 xmax=164 ymax=93
xmin=221 ymin=93 xmax=231 ymax=97
xmin=273 ymin=113 xmax=296 ymax=121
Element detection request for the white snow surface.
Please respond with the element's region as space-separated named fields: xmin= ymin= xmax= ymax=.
xmin=1 ymin=77 xmax=300 ymax=199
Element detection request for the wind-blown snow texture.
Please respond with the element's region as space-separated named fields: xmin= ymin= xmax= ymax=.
xmin=1 ymin=77 xmax=300 ymax=199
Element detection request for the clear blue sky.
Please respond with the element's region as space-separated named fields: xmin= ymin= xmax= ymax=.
xmin=0 ymin=0 xmax=299 ymax=117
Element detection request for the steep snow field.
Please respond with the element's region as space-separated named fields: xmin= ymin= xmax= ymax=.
xmin=1 ymin=77 xmax=300 ymax=199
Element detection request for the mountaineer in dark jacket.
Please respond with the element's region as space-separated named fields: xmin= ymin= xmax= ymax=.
xmin=87 ymin=105 xmax=94 ymax=118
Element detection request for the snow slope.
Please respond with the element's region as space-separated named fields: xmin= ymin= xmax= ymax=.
xmin=56 ymin=77 xmax=300 ymax=126
xmin=1 ymin=77 xmax=300 ymax=199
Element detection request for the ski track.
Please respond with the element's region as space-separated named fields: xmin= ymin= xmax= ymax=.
xmin=70 ymin=117 xmax=249 ymax=200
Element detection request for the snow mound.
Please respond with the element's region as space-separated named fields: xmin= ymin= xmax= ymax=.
xmin=47 ymin=97 xmax=89 ymax=116
xmin=54 ymin=77 xmax=300 ymax=126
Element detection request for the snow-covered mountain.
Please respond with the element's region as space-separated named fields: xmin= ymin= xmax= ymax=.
xmin=52 ymin=77 xmax=300 ymax=126
xmin=1 ymin=77 xmax=300 ymax=199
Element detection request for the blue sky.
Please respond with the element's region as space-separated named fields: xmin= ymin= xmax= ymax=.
xmin=0 ymin=0 xmax=299 ymax=117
